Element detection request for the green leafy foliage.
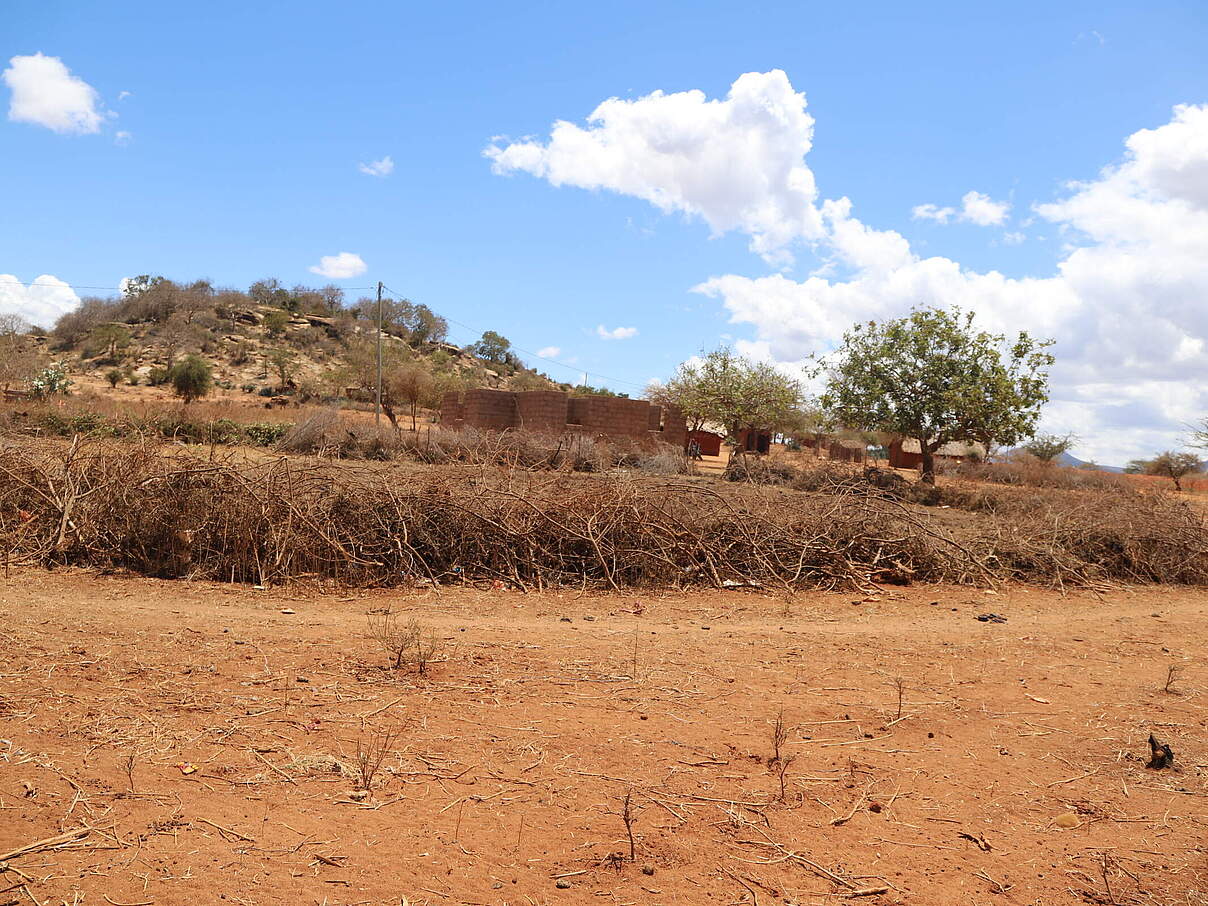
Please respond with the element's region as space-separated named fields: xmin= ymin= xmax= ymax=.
xmin=168 ymin=354 xmax=214 ymax=404
xmin=1022 ymin=433 xmax=1077 ymax=462
xmin=822 ymin=307 xmax=1054 ymax=483
xmin=650 ymin=347 xmax=802 ymax=439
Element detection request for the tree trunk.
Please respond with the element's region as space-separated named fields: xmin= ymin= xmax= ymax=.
xmin=920 ymin=443 xmax=937 ymax=485
xmin=410 ymin=402 xmax=418 ymax=432
xmin=381 ymin=401 xmax=398 ymax=429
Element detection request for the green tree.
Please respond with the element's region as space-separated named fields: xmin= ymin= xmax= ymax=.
xmin=168 ymin=354 xmax=213 ymax=404
xmin=469 ymin=330 xmax=517 ymax=367
xmin=105 ymin=368 xmax=122 ymax=389
xmin=1142 ymin=451 xmax=1204 ymax=491
xmin=822 ymin=307 xmax=1054 ymax=484
xmin=1022 ymin=433 xmax=1077 ymax=463
xmin=89 ymin=323 xmax=132 ymax=360
xmin=262 ymin=309 xmax=290 ymax=337
xmin=268 ymin=347 xmax=298 ymax=390
xmin=652 ymin=347 xmax=802 ymax=444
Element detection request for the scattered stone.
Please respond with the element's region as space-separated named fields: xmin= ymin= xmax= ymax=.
xmin=1053 ymin=812 xmax=1080 ymax=828
xmin=555 ymin=878 xmax=571 ymax=889
xmin=583 ymin=615 xmax=595 ymax=622
xmin=559 ymin=617 xmax=572 ymax=622
xmin=641 ymin=864 xmax=655 ymax=876
xmin=976 ymin=613 xmax=1007 ymax=623
xmin=348 ymin=789 xmax=369 ymax=801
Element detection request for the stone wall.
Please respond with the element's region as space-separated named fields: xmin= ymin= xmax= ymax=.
xmin=441 ymin=389 xmax=685 ymax=448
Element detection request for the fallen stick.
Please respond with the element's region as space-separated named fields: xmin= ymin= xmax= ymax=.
xmin=843 ymin=887 xmax=890 ymax=898
xmin=830 ymin=794 xmax=868 ymax=826
xmin=195 ymin=817 xmax=255 ymax=842
xmin=249 ymin=749 xmax=296 ymax=784
xmin=0 ymin=827 xmax=90 ymax=862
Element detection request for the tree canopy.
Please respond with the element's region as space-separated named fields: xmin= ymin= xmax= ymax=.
xmin=1022 ymin=433 xmax=1077 ymax=463
xmin=1139 ymin=451 xmax=1204 ymax=491
xmin=650 ymin=347 xmax=802 ymax=443
xmin=168 ymin=354 xmax=213 ymax=404
xmin=822 ymin=307 xmax=1054 ymax=483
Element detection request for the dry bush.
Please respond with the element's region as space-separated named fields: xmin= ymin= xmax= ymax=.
xmin=950 ymin=456 xmax=1130 ymax=491
xmin=1 ymin=436 xmax=1206 ymax=590
xmin=277 ymin=411 xmax=682 ymax=474
xmin=367 ymin=610 xmax=439 ymax=675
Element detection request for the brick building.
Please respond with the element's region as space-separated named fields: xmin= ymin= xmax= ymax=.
xmin=441 ymin=389 xmax=686 ymax=449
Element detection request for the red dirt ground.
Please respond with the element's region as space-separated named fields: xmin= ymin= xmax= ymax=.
xmin=0 ymin=571 xmax=1204 ymax=905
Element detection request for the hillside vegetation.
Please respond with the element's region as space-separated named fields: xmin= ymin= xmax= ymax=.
xmin=3 ymin=276 xmax=615 ymax=424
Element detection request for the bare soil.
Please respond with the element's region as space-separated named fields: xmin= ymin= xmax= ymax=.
xmin=0 ymin=571 xmax=1204 ymax=905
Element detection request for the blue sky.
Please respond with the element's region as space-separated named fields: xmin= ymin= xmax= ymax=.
xmin=3 ymin=1 xmax=1208 ymax=463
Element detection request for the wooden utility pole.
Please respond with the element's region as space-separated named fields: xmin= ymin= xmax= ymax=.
xmin=375 ymin=281 xmax=383 ymax=425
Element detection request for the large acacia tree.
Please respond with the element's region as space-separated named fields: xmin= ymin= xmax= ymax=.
xmin=822 ymin=307 xmax=1054 ymax=483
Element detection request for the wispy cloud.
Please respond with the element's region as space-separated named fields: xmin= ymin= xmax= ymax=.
xmin=596 ymin=325 xmax=637 ymax=340
xmin=913 ymin=190 xmax=1009 ymax=226
xmin=358 ymin=156 xmax=394 ymax=177
xmin=536 ymin=345 xmax=561 ymax=358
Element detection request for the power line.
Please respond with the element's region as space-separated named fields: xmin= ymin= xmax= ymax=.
xmin=378 ymin=283 xmax=648 ymax=392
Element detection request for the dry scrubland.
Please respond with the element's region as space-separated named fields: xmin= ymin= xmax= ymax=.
xmin=0 ymin=434 xmax=1205 ymax=905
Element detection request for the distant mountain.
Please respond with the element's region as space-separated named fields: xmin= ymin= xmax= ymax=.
xmin=1056 ymin=451 xmax=1124 ymax=473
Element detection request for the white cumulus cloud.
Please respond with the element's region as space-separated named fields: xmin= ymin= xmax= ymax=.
xmin=596 ymin=325 xmax=638 ymax=341
xmin=358 ymin=156 xmax=394 ymax=177
xmin=536 ymin=345 xmax=561 ymax=358
xmin=3 ymin=53 xmax=106 ymax=134
xmin=959 ymin=190 xmax=1011 ymax=225
xmin=308 ymin=252 xmax=367 ymax=279
xmin=913 ymin=190 xmax=1010 ymax=225
xmin=491 ymin=72 xmax=1208 ymax=464
xmin=485 ymin=70 xmax=823 ymax=265
xmin=0 ymin=275 xmax=80 ymax=327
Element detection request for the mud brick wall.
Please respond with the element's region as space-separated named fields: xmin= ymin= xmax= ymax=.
xmin=440 ymin=392 xmax=466 ymax=425
xmin=647 ymin=405 xmax=663 ymax=431
xmin=443 ymin=389 xmax=687 ymax=447
xmin=464 ymin=389 xmax=519 ymax=429
xmin=571 ymin=396 xmax=654 ymax=438
xmin=515 ymin=391 xmax=569 ymax=432
xmin=661 ymin=404 xmax=687 ymax=448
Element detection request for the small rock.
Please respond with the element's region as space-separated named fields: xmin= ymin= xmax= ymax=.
xmin=641 ymin=864 xmax=655 ymax=876
xmin=583 ymin=615 xmax=595 ymax=622
xmin=1053 ymin=812 xmax=1080 ymax=828
xmin=296 ymin=676 xmax=309 ymax=683
xmin=280 ymin=608 xmax=296 ymax=614
xmin=348 ymin=789 xmax=369 ymax=801
xmin=555 ymin=878 xmax=571 ymax=889
xmin=560 ymin=617 xmax=572 ymax=622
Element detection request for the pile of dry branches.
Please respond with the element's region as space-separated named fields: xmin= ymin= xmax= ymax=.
xmin=1 ymin=437 xmax=1205 ymax=590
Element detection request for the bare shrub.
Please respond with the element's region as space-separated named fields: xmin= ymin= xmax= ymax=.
xmin=277 ymin=409 xmax=343 ymax=455
xmin=354 ymin=727 xmax=399 ymax=792
xmin=367 ymin=610 xmax=438 ymax=675
xmin=2 ymin=437 xmax=1207 ymax=591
